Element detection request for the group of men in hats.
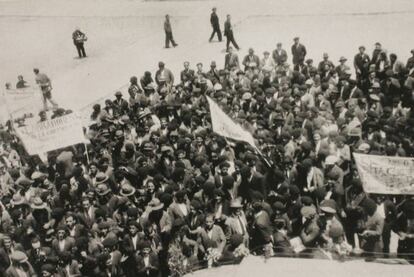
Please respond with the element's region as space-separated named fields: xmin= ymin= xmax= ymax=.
xmin=1 ymin=36 xmax=414 ymax=277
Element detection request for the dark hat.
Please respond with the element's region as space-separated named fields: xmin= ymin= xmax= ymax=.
xmin=190 ymin=199 xmax=203 ymax=210
xmin=301 ymin=196 xmax=314 ymax=206
xmin=222 ymin=175 xmax=235 ymax=187
xmin=200 ymin=164 xmax=211 ymax=174
xmin=115 ymin=91 xmax=122 ymax=97
xmin=273 ymin=201 xmax=285 ymax=212
xmin=102 ymin=237 xmax=118 ymax=248
xmin=360 ymin=197 xmax=377 ymax=216
xmin=41 ymin=264 xmax=55 ymax=274
xmin=320 ymin=199 xmax=337 ymax=214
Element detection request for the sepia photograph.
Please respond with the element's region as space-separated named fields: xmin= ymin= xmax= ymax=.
xmin=0 ymin=0 xmax=414 ymax=276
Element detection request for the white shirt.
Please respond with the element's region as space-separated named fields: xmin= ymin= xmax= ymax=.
xmin=132 ymin=235 xmax=138 ymax=250
xmin=59 ymin=240 xmax=65 ymax=252
xmin=143 ymin=256 xmax=150 ymax=267
xmin=177 ymin=203 xmax=188 ymax=216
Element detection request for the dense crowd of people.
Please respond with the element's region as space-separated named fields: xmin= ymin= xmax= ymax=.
xmin=1 ymin=38 xmax=414 ymax=277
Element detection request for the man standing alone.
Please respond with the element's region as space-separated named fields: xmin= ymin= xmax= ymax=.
xmin=291 ymin=37 xmax=307 ymax=67
xmin=34 ymin=68 xmax=58 ymax=111
xmin=164 ymin=14 xmax=178 ymax=48
xmin=72 ymin=28 xmax=87 ymax=58
xmin=209 ymin=7 xmax=222 ymax=42
xmin=224 ymin=14 xmax=239 ymax=52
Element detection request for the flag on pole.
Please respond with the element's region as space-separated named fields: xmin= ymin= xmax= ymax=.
xmin=206 ymin=96 xmax=256 ymax=146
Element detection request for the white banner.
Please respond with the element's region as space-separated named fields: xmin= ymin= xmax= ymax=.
xmin=15 ymin=113 xmax=86 ymax=155
xmin=353 ymin=153 xmax=414 ymax=195
xmin=2 ymin=87 xmax=43 ymax=118
xmin=207 ymin=96 xmax=255 ymax=146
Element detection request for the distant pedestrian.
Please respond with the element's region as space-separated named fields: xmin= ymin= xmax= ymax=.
xmin=224 ymin=14 xmax=239 ymax=52
xmin=209 ymin=7 xmax=222 ymax=42
xmin=33 ymin=68 xmax=58 ymax=111
xmin=164 ymin=14 xmax=178 ymax=48
xmin=72 ymin=28 xmax=87 ymax=58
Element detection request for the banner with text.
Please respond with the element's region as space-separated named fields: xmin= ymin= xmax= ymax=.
xmin=354 ymin=153 xmax=414 ymax=195
xmin=207 ymin=96 xmax=255 ymax=146
xmin=2 ymin=87 xmax=43 ymax=118
xmin=15 ymin=113 xmax=86 ymax=155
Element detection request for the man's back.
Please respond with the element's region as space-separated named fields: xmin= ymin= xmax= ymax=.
xmin=35 ymin=73 xmax=50 ymax=85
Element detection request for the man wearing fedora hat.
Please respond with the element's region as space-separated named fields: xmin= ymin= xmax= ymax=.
xmin=225 ymin=199 xmax=249 ymax=245
xmin=336 ymin=56 xmax=351 ymax=79
xmin=142 ymin=198 xmax=172 ymax=235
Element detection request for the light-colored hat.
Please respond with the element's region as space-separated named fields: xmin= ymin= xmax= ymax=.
xmin=119 ymin=184 xmax=136 ymax=197
xmin=95 ymin=172 xmax=109 ymax=184
xmin=31 ymin=197 xmax=47 ymax=210
xmin=325 ymin=155 xmax=338 ymax=165
xmin=230 ymin=199 xmax=243 ymax=208
xmin=301 ymin=206 xmax=317 ymax=218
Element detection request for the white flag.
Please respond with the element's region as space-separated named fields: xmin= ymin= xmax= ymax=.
xmin=2 ymin=87 xmax=43 ymax=119
xmin=207 ymin=96 xmax=255 ymax=146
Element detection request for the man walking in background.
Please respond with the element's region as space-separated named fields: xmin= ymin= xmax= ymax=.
xmin=224 ymin=14 xmax=240 ymax=52
xmin=33 ymin=68 xmax=58 ymax=111
xmin=72 ymin=28 xmax=87 ymax=58
xmin=164 ymin=14 xmax=178 ymax=48
xmin=209 ymin=7 xmax=222 ymax=42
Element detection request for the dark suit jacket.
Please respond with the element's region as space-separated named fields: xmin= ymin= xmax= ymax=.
xmin=136 ymin=253 xmax=160 ymax=277
xmin=210 ymin=12 xmax=220 ymax=28
xmin=291 ymin=43 xmax=307 ymax=65
xmin=272 ymin=49 xmax=288 ymax=65
xmin=250 ymin=211 xmax=273 ymax=248
xmin=180 ymin=69 xmax=195 ymax=83
xmin=242 ymin=54 xmax=260 ymax=69
xmin=122 ymin=233 xmax=145 ymax=256
xmin=225 ymin=53 xmax=239 ymax=69
xmin=224 ymin=20 xmax=233 ymax=37
xmin=52 ymin=237 xmax=76 ymax=255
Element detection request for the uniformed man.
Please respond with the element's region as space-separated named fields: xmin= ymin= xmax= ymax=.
xmin=72 ymin=28 xmax=87 ymax=58
xmin=164 ymin=14 xmax=178 ymax=48
xmin=209 ymin=7 xmax=222 ymax=42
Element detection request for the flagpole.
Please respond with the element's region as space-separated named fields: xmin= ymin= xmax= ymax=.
xmin=84 ymin=143 xmax=90 ymax=164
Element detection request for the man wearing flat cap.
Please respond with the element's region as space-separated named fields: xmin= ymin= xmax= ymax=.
xmin=354 ymin=45 xmax=370 ymax=83
xmin=224 ymin=14 xmax=240 ymax=52
xmin=273 ymin=42 xmax=288 ymax=66
xmin=291 ymin=37 xmax=307 ymax=67
xmin=209 ymin=7 xmax=222 ymax=42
